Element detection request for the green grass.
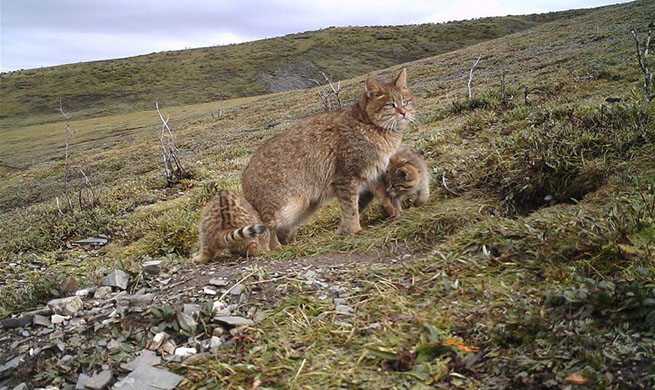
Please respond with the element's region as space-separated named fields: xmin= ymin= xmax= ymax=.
xmin=1 ymin=0 xmax=654 ymax=388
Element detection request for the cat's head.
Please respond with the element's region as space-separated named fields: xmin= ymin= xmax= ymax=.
xmin=362 ymin=69 xmax=416 ymax=131
xmin=386 ymin=155 xmax=421 ymax=198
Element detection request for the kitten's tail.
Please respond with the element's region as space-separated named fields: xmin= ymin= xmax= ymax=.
xmin=224 ymin=224 xmax=267 ymax=243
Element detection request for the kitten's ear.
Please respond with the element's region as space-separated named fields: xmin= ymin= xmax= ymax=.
xmin=398 ymin=167 xmax=410 ymax=181
xmin=390 ymin=156 xmax=400 ymax=165
xmin=365 ymin=76 xmax=383 ymax=98
xmin=394 ymin=68 xmax=407 ymax=89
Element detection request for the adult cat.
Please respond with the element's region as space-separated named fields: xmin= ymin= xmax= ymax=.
xmin=242 ymin=69 xmax=415 ymax=248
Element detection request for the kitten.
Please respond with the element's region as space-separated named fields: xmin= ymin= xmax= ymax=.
xmin=193 ymin=189 xmax=270 ymax=263
xmin=359 ymin=147 xmax=430 ymax=217
xmin=242 ymin=69 xmax=415 ymax=248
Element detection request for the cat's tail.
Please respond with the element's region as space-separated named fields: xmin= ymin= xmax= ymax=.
xmin=224 ymin=224 xmax=267 ymax=243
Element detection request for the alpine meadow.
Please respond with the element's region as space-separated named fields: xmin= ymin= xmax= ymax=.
xmin=0 ymin=1 xmax=654 ymax=389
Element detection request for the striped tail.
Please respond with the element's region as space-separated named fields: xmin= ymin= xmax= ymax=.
xmin=224 ymin=224 xmax=267 ymax=243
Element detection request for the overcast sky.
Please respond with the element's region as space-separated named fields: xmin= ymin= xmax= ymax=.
xmin=1 ymin=0 xmax=630 ymax=72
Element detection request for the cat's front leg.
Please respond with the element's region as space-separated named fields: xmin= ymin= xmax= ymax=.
xmin=335 ymin=180 xmax=362 ymax=235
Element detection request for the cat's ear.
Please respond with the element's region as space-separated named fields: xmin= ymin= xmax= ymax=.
xmin=394 ymin=68 xmax=407 ymax=89
xmin=365 ymin=76 xmax=383 ymax=98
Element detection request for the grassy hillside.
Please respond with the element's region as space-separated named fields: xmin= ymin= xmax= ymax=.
xmin=0 ymin=9 xmax=590 ymax=128
xmin=0 ymin=0 xmax=654 ymax=388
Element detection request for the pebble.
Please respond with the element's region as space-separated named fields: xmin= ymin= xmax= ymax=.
xmin=100 ymin=269 xmax=130 ymax=290
xmin=335 ymin=304 xmax=355 ymax=314
xmin=113 ymin=365 xmax=183 ymax=390
xmin=174 ymin=347 xmax=197 ymax=357
xmin=208 ymin=278 xmax=229 ymax=287
xmin=85 ymin=369 xmax=113 ymax=390
xmin=1 ymin=316 xmax=33 ymax=329
xmin=75 ymin=373 xmax=90 ymax=390
xmin=51 ymin=314 xmax=68 ymax=324
xmin=203 ymin=287 xmax=217 ymax=295
xmin=47 ymin=296 xmax=84 ymax=316
xmin=142 ymin=260 xmax=164 ymax=275
xmin=93 ymin=286 xmax=112 ymax=299
xmin=214 ymin=316 xmax=254 ymax=327
xmin=229 ymin=284 xmax=244 ymax=295
xmin=176 ymin=311 xmax=198 ymax=333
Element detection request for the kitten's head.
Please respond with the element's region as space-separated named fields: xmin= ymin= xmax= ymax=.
xmin=386 ymin=155 xmax=420 ymax=198
xmin=363 ymin=68 xmax=416 ymax=131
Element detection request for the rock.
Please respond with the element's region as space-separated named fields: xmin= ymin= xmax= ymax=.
xmin=176 ymin=311 xmax=197 ymax=333
xmin=183 ymin=304 xmax=201 ymax=317
xmin=0 ymin=354 xmax=24 ymax=379
xmin=209 ymin=336 xmax=222 ymax=352
xmin=75 ymin=373 xmax=90 ymax=390
xmin=335 ymin=304 xmax=354 ymax=314
xmin=33 ymin=314 xmax=51 ymax=327
xmin=75 ymin=288 xmax=92 ymax=298
xmin=146 ymin=332 xmax=169 ymax=350
xmin=141 ymin=260 xmax=164 ymax=275
xmin=71 ymin=237 xmax=108 ymax=247
xmin=60 ymin=276 xmax=79 ymax=294
xmin=117 ymin=293 xmax=155 ymax=307
xmin=333 ymin=298 xmax=347 ymax=306
xmin=1 ymin=316 xmax=33 ymax=329
xmin=212 ymin=327 xmax=224 ymax=337
xmin=229 ymin=284 xmax=244 ymax=295
xmin=51 ymin=314 xmax=68 ymax=324
xmin=174 ymin=347 xmax=196 ymax=357
xmin=214 ymin=316 xmax=254 ymax=327
xmin=85 ymin=369 xmax=112 ymax=390
xmin=203 ymin=287 xmax=217 ymax=295
xmin=93 ymin=286 xmax=112 ymax=299
xmin=47 ymin=296 xmax=84 ymax=316
xmin=120 ymin=350 xmax=161 ymax=371
xmin=161 ymin=341 xmax=176 ymax=355
xmin=208 ymin=278 xmax=229 ymax=287
xmin=101 ymin=269 xmax=130 ymax=290
xmin=113 ymin=365 xmax=183 ymax=390
xmin=12 ymin=384 xmax=28 ymax=390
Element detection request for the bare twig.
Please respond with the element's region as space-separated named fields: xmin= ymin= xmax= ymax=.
xmin=468 ymin=55 xmax=482 ymax=100
xmin=57 ymin=101 xmax=75 ymax=212
xmin=79 ymin=168 xmax=99 ymax=207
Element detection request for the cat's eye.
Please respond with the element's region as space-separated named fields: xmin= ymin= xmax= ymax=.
xmin=386 ymin=103 xmax=396 ymax=108
xmin=402 ymin=100 xmax=410 ymax=106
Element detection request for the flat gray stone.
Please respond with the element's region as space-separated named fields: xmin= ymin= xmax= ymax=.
xmin=113 ymin=365 xmax=183 ymax=390
xmin=0 ymin=355 xmax=24 ymax=379
xmin=120 ymin=350 xmax=161 ymax=371
xmin=100 ymin=270 xmax=130 ymax=290
xmin=12 ymin=384 xmax=28 ymax=390
xmin=86 ymin=369 xmax=112 ymax=389
xmin=141 ymin=260 xmax=164 ymax=275
xmin=72 ymin=237 xmax=108 ymax=247
xmin=117 ymin=293 xmax=154 ymax=307
xmin=183 ymin=304 xmax=201 ymax=317
xmin=75 ymin=373 xmax=90 ymax=390
xmin=208 ymin=278 xmax=229 ymax=287
xmin=214 ymin=316 xmax=254 ymax=327
xmin=229 ymin=284 xmax=244 ymax=295
xmin=335 ymin=304 xmax=354 ymax=314
xmin=176 ymin=311 xmax=197 ymax=333
xmin=47 ymin=296 xmax=84 ymax=316
xmin=1 ymin=316 xmax=32 ymax=329
xmin=94 ymin=286 xmax=112 ymax=299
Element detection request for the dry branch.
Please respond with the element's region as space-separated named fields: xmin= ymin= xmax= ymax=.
xmin=155 ymin=102 xmax=189 ymax=186
xmin=310 ymin=71 xmax=343 ymax=111
xmin=57 ymin=101 xmax=75 ymax=212
xmin=468 ymin=55 xmax=482 ymax=100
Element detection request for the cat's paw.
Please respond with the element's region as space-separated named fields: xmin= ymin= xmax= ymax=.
xmin=378 ymin=204 xmax=400 ymax=218
xmin=336 ymin=224 xmax=362 ymax=235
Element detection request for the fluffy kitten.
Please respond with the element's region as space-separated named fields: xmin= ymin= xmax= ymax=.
xmin=193 ymin=189 xmax=270 ymax=263
xmin=359 ymin=147 xmax=430 ymax=217
xmin=242 ymin=69 xmax=415 ymax=248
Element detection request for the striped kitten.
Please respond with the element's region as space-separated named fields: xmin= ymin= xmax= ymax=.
xmin=193 ymin=189 xmax=270 ymax=263
xmin=359 ymin=147 xmax=430 ymax=217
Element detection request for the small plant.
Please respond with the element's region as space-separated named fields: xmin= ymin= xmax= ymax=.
xmin=155 ymin=102 xmax=192 ymax=186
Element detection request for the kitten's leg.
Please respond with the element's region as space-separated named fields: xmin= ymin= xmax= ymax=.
xmin=414 ymin=180 xmax=430 ymax=207
xmin=335 ymin=180 xmax=362 ymax=235
xmin=193 ymin=246 xmax=215 ymax=264
xmin=369 ymin=181 xmax=399 ymax=218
